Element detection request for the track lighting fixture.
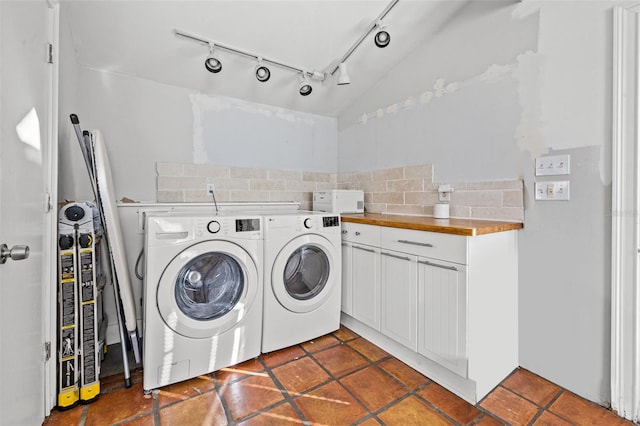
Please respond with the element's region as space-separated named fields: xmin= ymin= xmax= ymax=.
xmin=204 ymin=44 xmax=222 ymax=73
xmin=374 ymin=20 xmax=390 ymax=48
xmin=255 ymin=58 xmax=270 ymax=82
xmin=176 ymin=0 xmax=400 ymax=92
xmin=337 ymin=63 xmax=351 ymax=86
xmin=298 ymin=73 xmax=312 ymax=96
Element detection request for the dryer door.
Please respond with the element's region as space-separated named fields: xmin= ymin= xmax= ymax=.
xmin=157 ymin=240 xmax=259 ymax=338
xmin=271 ymin=234 xmax=338 ymax=313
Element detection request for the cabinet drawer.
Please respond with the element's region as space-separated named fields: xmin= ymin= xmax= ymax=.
xmin=342 ymin=222 xmax=381 ymax=246
xmin=380 ymin=227 xmax=467 ymax=264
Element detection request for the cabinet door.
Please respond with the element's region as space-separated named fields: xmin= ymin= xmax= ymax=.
xmin=341 ymin=241 xmax=353 ymax=315
xmin=417 ymin=258 xmax=468 ymax=377
xmin=380 ymin=250 xmax=417 ymax=351
xmin=351 ymin=244 xmax=380 ymax=330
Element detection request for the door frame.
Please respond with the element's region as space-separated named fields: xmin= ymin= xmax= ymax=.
xmin=611 ymin=3 xmax=640 ymax=422
xmin=43 ymin=0 xmax=59 ymax=415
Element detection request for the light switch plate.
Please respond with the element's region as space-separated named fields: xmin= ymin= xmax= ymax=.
xmin=535 ymin=154 xmax=570 ymax=176
xmin=535 ymin=181 xmax=570 ymax=201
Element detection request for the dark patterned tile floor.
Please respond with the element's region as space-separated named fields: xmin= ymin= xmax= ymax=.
xmin=43 ymin=326 xmax=633 ymax=425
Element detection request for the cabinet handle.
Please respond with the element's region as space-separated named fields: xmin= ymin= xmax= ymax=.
xmin=353 ymin=245 xmax=375 ymax=253
xmin=397 ymin=239 xmax=433 ymax=248
xmin=342 ymin=230 xmax=347 ymax=234
xmin=381 ymin=251 xmax=411 ymax=261
xmin=418 ymin=260 xmax=458 ymax=271
xmin=355 ymin=231 xmax=361 ymax=236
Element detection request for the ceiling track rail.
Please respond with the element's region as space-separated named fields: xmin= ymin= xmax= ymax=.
xmin=174 ymin=0 xmax=400 ymax=83
xmin=174 ymin=30 xmax=325 ymax=80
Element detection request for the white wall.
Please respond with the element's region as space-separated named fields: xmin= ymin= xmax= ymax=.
xmin=338 ymin=0 xmax=617 ymax=405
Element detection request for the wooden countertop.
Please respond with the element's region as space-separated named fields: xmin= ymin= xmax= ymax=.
xmin=340 ymin=213 xmax=523 ymax=236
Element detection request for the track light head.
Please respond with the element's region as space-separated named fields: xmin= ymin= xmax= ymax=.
xmin=255 ymin=58 xmax=270 ymax=82
xmin=204 ymin=44 xmax=222 ymax=73
xmin=298 ymin=73 xmax=312 ymax=96
xmin=337 ymin=63 xmax=351 ymax=86
xmin=374 ymin=21 xmax=390 ymax=48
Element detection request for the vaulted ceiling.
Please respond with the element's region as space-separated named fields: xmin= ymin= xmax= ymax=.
xmin=62 ymin=1 xmax=477 ymax=116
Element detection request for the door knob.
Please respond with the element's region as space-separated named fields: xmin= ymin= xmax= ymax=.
xmin=0 ymin=244 xmax=30 ymax=264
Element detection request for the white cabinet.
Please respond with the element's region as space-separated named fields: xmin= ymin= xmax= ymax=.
xmin=340 ymin=240 xmax=353 ymax=315
xmin=417 ymin=258 xmax=467 ymax=377
xmin=340 ymin=219 xmax=518 ymax=404
xmin=351 ymin=244 xmax=380 ymax=330
xmin=342 ymin=223 xmax=381 ymax=331
xmin=380 ymin=250 xmax=417 ymax=351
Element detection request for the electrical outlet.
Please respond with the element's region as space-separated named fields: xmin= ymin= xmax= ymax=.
xmin=438 ymin=184 xmax=453 ymax=202
xmin=535 ymin=181 xmax=570 ymax=201
xmin=207 ymin=183 xmax=215 ymax=194
xmin=535 ymin=155 xmax=570 ymax=176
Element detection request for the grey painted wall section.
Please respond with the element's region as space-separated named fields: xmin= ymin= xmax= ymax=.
xmin=192 ymin=94 xmax=337 ymax=172
xmin=58 ymin=67 xmax=337 ymax=202
xmin=338 ymin=1 xmax=617 ymax=404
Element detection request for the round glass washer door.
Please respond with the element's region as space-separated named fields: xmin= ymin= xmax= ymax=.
xmin=271 ymin=234 xmax=338 ymax=313
xmin=157 ymin=240 xmax=259 ymax=339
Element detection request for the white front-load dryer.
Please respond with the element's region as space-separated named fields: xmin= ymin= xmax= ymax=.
xmin=262 ymin=212 xmax=341 ymax=353
xmin=142 ymin=212 xmax=263 ymax=391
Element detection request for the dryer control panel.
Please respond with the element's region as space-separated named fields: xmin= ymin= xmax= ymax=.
xmin=322 ymin=216 xmax=340 ymax=228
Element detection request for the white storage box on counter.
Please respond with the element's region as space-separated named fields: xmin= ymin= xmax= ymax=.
xmin=313 ymin=190 xmax=364 ymax=213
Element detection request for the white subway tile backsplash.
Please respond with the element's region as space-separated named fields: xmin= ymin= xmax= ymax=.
xmin=157 ymin=190 xmax=185 ymax=203
xmin=267 ymin=169 xmax=302 ymax=181
xmin=316 ymin=182 xmax=338 ymax=191
xmin=229 ymin=190 xmax=270 ymax=202
xmin=372 ymin=167 xmax=404 ymax=182
xmin=303 ymin=171 xmax=332 ymax=182
xmin=269 ymin=191 xmax=304 ymax=202
xmin=230 ymin=167 xmax=268 ymax=179
xmin=359 ymin=181 xmax=387 ymax=193
xmin=156 ymin=162 xmax=523 ymax=222
xmin=209 ymin=178 xmax=250 ymax=191
xmin=405 ymin=191 xmax=439 ymax=205
xmin=503 ymin=190 xmax=524 ymax=207
xmin=183 ymin=164 xmax=229 ymax=178
xmin=404 ymin=164 xmax=434 ymax=180
xmin=250 ymin=179 xmax=285 ymax=191
xmin=387 ymin=204 xmax=426 ymax=215
xmin=285 ymin=180 xmax=318 ymax=192
xmin=372 ymin=192 xmax=404 ymax=204
xmin=184 ymin=189 xmax=222 ymax=203
xmin=450 ymin=190 xmax=503 ymax=207
xmin=157 ymin=176 xmax=206 ymax=190
xmin=387 ymin=178 xmax=424 ymax=192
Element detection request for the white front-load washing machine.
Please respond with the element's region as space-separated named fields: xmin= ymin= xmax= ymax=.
xmin=142 ymin=212 xmax=263 ymax=391
xmin=262 ymin=212 xmax=341 ymax=353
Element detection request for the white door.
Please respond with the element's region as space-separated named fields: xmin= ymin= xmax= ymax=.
xmin=0 ymin=1 xmax=57 ymax=423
